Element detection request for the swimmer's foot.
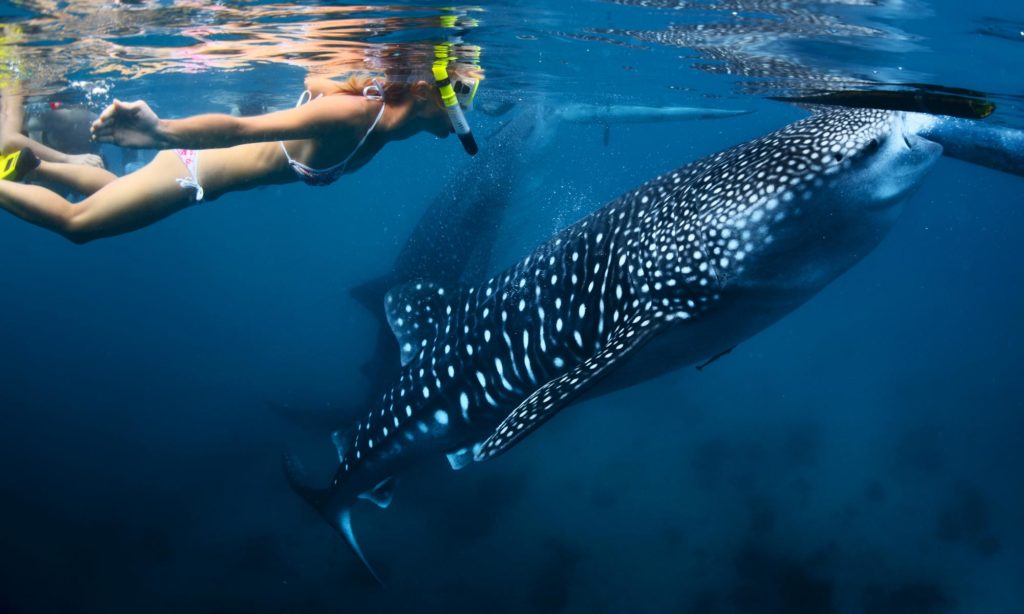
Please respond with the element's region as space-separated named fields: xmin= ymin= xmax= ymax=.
xmin=0 ymin=148 xmax=41 ymax=182
xmin=66 ymin=153 xmax=105 ymax=168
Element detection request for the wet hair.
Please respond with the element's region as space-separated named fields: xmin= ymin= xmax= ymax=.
xmin=325 ymin=63 xmax=483 ymax=107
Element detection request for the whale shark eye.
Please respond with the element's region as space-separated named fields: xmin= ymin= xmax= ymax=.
xmin=864 ymin=138 xmax=880 ymax=153
xmin=834 ymin=152 xmax=844 ymax=162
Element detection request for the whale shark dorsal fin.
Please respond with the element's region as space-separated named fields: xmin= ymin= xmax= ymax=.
xmin=385 ymin=281 xmax=456 ymax=366
xmin=358 ymin=477 xmax=397 ymax=509
xmin=475 ymin=315 xmax=664 ymax=462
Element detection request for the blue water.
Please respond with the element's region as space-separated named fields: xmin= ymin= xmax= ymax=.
xmin=1 ymin=1 xmax=1022 ymax=612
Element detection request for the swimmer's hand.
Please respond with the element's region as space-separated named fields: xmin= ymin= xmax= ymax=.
xmin=66 ymin=153 xmax=105 ymax=168
xmin=90 ymin=99 xmax=163 ymax=148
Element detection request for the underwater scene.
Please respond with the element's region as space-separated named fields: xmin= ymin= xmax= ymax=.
xmin=0 ymin=0 xmax=1022 ymax=612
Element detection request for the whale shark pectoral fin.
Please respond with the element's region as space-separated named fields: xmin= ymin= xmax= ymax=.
xmin=358 ymin=477 xmax=397 ymax=509
xmin=385 ymin=281 xmax=460 ymax=366
xmin=475 ymin=316 xmax=663 ymax=461
xmin=446 ymin=445 xmax=483 ymax=470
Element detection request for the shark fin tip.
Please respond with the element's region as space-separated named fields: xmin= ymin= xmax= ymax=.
xmin=337 ymin=509 xmax=385 ymax=586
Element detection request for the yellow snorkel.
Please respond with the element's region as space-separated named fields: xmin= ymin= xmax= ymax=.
xmin=433 ymin=43 xmax=479 ymax=156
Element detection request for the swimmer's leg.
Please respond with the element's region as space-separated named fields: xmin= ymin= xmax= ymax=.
xmin=0 ymin=148 xmax=40 ymax=181
xmin=32 ymin=158 xmax=118 ymax=195
xmin=0 ymin=84 xmax=26 ymax=144
xmin=0 ymin=150 xmax=194 ymax=243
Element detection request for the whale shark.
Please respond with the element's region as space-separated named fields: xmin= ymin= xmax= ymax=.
xmin=274 ymin=98 xmax=752 ymax=432
xmin=284 ymin=108 xmax=1022 ymax=582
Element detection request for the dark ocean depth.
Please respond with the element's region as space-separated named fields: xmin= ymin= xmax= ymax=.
xmin=1 ymin=0 xmax=1022 ymax=612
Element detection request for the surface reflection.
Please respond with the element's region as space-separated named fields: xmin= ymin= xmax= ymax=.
xmin=590 ymin=0 xmax=922 ymax=97
xmin=2 ymin=2 xmax=483 ymax=95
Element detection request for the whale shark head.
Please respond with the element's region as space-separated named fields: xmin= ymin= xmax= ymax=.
xmin=723 ymin=109 xmax=942 ymax=293
xmin=637 ymin=109 xmax=942 ymax=305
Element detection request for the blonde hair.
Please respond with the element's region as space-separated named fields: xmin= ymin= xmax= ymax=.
xmin=322 ymin=64 xmax=483 ymax=107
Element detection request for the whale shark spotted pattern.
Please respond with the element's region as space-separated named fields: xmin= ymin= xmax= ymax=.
xmin=274 ymin=100 xmax=752 ymax=432
xmin=334 ymin=108 xmax=911 ymax=471
xmin=285 ymin=107 xmax=1024 ymax=581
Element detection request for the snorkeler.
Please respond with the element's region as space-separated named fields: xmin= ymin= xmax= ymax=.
xmin=0 ymin=25 xmax=105 ymax=179
xmin=0 ymin=60 xmax=480 ymax=244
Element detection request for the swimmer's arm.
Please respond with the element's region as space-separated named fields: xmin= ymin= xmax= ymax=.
xmin=91 ymin=97 xmax=362 ymax=149
xmin=1 ymin=130 xmax=75 ymax=163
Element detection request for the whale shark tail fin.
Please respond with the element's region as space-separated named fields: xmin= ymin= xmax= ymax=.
xmin=334 ymin=509 xmax=385 ymax=586
xmin=282 ymin=452 xmax=385 ymax=585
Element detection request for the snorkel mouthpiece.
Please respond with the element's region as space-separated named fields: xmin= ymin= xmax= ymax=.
xmin=433 ymin=52 xmax=478 ymax=156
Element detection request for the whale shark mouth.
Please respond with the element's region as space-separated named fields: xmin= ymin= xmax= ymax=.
xmin=895 ymin=133 xmax=943 ymax=173
xmin=864 ymin=137 xmax=943 ymax=209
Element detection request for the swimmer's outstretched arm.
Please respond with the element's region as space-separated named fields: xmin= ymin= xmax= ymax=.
xmin=90 ymin=97 xmax=364 ymax=150
xmin=1 ymin=86 xmax=104 ymax=167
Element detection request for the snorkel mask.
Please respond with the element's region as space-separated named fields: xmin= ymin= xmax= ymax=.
xmin=433 ymin=43 xmax=479 ymax=156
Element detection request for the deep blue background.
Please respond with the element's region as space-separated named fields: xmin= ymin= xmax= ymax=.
xmin=1 ymin=1 xmax=1022 ymax=612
